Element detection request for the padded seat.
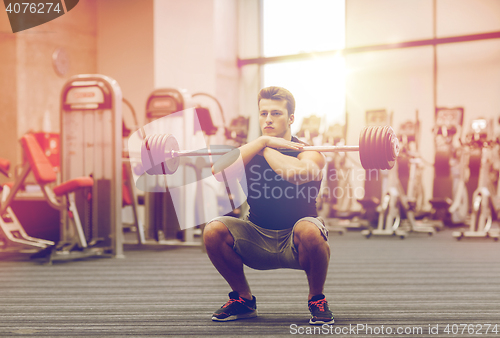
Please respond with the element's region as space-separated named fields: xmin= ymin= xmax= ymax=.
xmin=53 ymin=177 xmax=94 ymax=196
xmin=20 ymin=135 xmax=57 ymax=184
xmin=21 ymin=134 xmax=93 ymax=193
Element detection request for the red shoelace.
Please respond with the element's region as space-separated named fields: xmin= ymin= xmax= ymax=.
xmin=309 ymin=299 xmax=326 ymax=311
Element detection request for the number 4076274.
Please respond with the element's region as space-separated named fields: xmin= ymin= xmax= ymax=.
xmin=5 ymin=2 xmax=61 ymax=14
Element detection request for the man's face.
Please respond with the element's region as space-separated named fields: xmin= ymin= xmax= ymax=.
xmin=259 ymin=98 xmax=294 ymax=139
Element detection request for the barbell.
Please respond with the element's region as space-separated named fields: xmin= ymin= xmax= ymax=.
xmin=140 ymin=125 xmax=400 ymax=176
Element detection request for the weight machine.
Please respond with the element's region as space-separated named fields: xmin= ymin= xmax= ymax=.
xmin=355 ymin=109 xmax=404 ymax=238
xmin=57 ymin=74 xmax=124 ymax=260
xmin=397 ymin=118 xmax=443 ymax=233
xmin=453 ymin=118 xmax=500 ymax=240
xmin=429 ymin=108 xmax=469 ymax=227
xmin=127 ymin=88 xmax=199 ymax=246
xmin=361 ymin=111 xmax=436 ymax=239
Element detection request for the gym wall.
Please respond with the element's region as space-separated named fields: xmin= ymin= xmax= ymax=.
xmin=0 ymin=16 xmax=17 ymax=179
xmin=236 ymin=0 xmax=261 ymax=143
xmin=0 ymin=0 xmax=240 ymax=183
xmin=96 ymin=0 xmax=154 ymax=131
xmin=153 ymin=0 xmax=239 ymax=134
xmin=0 ymin=0 xmax=98 ymax=183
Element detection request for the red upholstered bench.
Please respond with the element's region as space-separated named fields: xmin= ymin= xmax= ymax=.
xmin=21 ymin=135 xmax=94 ymax=195
xmin=18 ymin=134 xmax=94 ymax=249
xmin=53 ymin=177 xmax=94 ymax=196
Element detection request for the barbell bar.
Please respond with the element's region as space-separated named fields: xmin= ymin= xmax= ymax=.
xmin=140 ymin=125 xmax=400 ymax=176
xmin=173 ymin=145 xmax=360 ymax=157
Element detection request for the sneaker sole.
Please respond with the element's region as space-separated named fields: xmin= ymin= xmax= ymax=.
xmin=212 ymin=310 xmax=258 ymax=322
xmin=309 ymin=318 xmax=334 ymax=325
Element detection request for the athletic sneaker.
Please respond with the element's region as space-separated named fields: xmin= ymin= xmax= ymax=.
xmin=308 ymin=294 xmax=334 ymax=325
xmin=212 ymin=291 xmax=258 ymax=322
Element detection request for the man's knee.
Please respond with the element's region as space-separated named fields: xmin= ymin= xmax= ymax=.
xmin=294 ymin=221 xmax=328 ymax=249
xmin=204 ymin=220 xmax=233 ymax=248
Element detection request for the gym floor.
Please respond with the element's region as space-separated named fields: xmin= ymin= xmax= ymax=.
xmin=0 ymin=227 xmax=499 ymax=338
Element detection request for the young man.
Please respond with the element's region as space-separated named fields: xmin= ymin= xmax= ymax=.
xmin=204 ymin=86 xmax=333 ymax=325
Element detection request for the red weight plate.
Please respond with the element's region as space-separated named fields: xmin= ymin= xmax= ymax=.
xmin=371 ymin=127 xmax=385 ymax=169
xmin=385 ymin=127 xmax=398 ymax=169
xmin=363 ymin=126 xmax=375 ymax=169
xmin=381 ymin=126 xmax=391 ymax=170
xmin=381 ymin=126 xmax=391 ymax=169
xmin=359 ymin=127 xmax=370 ymax=169
xmin=370 ymin=126 xmax=383 ymax=169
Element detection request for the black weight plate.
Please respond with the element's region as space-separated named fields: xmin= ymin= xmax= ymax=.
xmin=359 ymin=127 xmax=370 ymax=169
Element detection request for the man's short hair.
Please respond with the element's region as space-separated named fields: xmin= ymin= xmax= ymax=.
xmin=258 ymin=86 xmax=295 ymax=116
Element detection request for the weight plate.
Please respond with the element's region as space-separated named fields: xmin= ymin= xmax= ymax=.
xmin=377 ymin=126 xmax=388 ymax=169
xmin=142 ymin=134 xmax=181 ymax=175
xmin=164 ymin=134 xmax=180 ymax=175
xmin=363 ymin=126 xmax=376 ymax=169
xmin=384 ymin=126 xmax=398 ymax=169
xmin=370 ymin=126 xmax=383 ymax=169
xmin=382 ymin=126 xmax=393 ymax=169
xmin=148 ymin=134 xmax=164 ymax=175
xmin=141 ymin=135 xmax=155 ymax=175
xmin=369 ymin=126 xmax=380 ymax=169
xmin=384 ymin=126 xmax=395 ymax=169
xmin=359 ymin=127 xmax=370 ymax=169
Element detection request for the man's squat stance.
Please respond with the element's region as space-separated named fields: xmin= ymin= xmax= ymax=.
xmin=204 ymin=86 xmax=333 ymax=325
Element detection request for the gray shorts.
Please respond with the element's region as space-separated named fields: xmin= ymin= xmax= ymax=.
xmin=207 ymin=216 xmax=328 ymax=270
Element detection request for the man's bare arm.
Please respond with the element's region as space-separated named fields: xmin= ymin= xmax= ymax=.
xmin=211 ymin=136 xmax=304 ymax=182
xmin=262 ymin=148 xmax=325 ymax=185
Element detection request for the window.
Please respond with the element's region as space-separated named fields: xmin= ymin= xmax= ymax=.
xmin=261 ymin=0 xmax=346 ymax=136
